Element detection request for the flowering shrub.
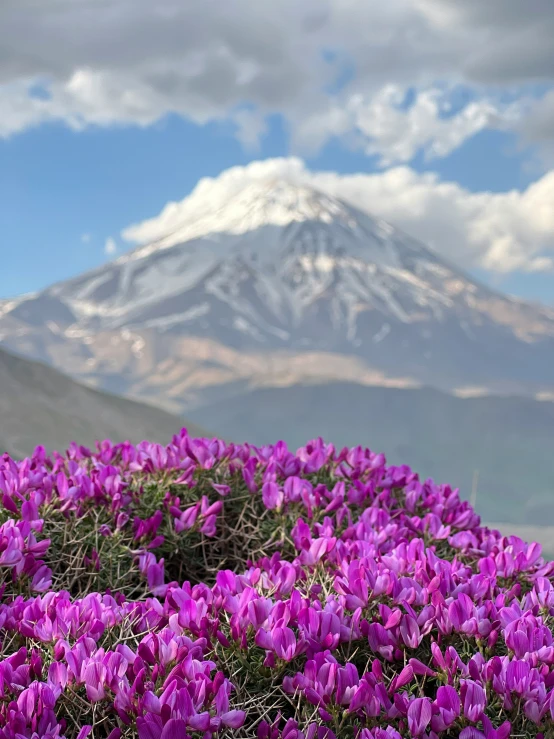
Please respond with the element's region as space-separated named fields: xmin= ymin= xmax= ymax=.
xmin=0 ymin=429 xmax=553 ymax=738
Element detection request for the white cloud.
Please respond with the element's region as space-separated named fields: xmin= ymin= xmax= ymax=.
xmin=0 ymin=0 xmax=553 ymax=160
xmin=122 ymin=157 xmax=554 ymax=275
xmin=293 ymin=86 xmax=525 ymax=166
xmin=230 ymin=108 xmax=270 ymax=151
xmin=352 ymin=88 xmax=517 ymax=165
xmin=0 ymin=71 xmax=173 ymax=137
xmin=81 ymin=233 xmax=91 ymax=243
xmin=104 ymin=237 xmax=117 ymax=255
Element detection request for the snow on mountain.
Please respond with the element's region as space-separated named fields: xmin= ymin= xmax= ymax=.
xmin=1 ymin=178 xmax=554 ymax=403
xmin=120 ymin=179 xmax=362 ymax=260
xmin=42 ymin=181 xmax=479 ymax=330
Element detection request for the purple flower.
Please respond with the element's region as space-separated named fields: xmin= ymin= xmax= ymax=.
xmin=460 ymin=716 xmax=511 ymax=739
xmin=212 ymin=483 xmax=231 ymax=496
xmin=262 ymin=482 xmax=284 ymax=510
xmin=461 ymin=679 xmax=487 ymax=723
xmin=400 ymin=614 xmax=421 ymax=649
xmin=31 ymin=564 xmax=52 ymax=592
xmin=200 ymin=514 xmax=217 ymax=537
xmin=407 ymin=697 xmax=432 ymax=736
xmin=433 ymin=685 xmax=461 ymax=731
xmin=83 ymin=660 xmax=107 ymax=701
xmin=273 ymin=626 xmax=298 ymax=661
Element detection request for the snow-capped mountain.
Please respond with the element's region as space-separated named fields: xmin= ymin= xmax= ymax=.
xmin=49 ymin=181 xmax=482 ymax=340
xmin=2 ymin=179 xmax=554 ymax=408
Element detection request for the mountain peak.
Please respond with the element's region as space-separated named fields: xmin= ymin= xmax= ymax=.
xmin=120 ymin=178 xmax=361 ymax=264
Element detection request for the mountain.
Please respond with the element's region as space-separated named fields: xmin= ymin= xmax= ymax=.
xmin=1 ymin=179 xmax=554 ymax=408
xmin=184 ymin=381 xmax=554 ymax=527
xmin=0 ymin=345 xmax=204 ymax=459
xmin=1 ymin=178 xmax=554 ymax=522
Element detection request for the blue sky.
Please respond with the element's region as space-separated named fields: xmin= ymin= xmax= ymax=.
xmin=2 ymin=0 xmax=554 ymax=304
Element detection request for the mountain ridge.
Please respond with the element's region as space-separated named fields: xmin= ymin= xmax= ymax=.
xmin=0 ymin=344 xmax=203 ymax=459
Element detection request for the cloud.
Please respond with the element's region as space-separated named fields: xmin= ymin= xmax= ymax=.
xmin=515 ymin=90 xmax=554 ymax=166
xmin=81 ymin=233 xmax=91 ymax=243
xmin=1 ymin=0 xmax=553 ymax=161
xmin=230 ymin=107 xmax=270 ymax=151
xmin=122 ymin=157 xmax=554 ymax=275
xmin=415 ymin=0 xmax=554 ymax=84
xmin=0 ymin=0 xmax=332 ymax=134
xmin=292 ymin=86 xmax=524 ymax=166
xmin=104 ymin=237 xmax=117 ymax=255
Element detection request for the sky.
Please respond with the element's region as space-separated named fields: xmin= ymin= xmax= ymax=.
xmin=1 ymin=0 xmax=554 ymax=304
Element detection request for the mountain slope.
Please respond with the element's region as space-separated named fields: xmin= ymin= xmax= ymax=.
xmin=0 ymin=346 xmax=204 ymax=459
xmin=1 ymin=179 xmax=554 ymax=403
xmin=184 ymin=381 xmax=554 ymax=526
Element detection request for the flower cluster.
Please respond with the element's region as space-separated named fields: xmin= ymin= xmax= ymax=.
xmin=0 ymin=430 xmax=553 ymax=738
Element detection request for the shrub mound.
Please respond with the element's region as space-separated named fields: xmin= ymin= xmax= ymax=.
xmin=0 ymin=429 xmax=553 ymax=739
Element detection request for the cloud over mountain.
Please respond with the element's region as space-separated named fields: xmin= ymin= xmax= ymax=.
xmin=123 ymin=158 xmax=554 ymax=275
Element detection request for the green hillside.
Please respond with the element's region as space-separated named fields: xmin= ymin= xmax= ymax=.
xmin=0 ymin=346 xmax=206 ymax=458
